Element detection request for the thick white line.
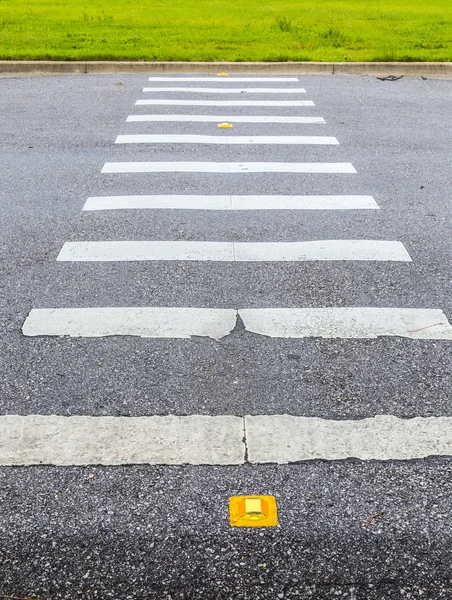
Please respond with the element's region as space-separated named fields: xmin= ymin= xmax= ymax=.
xmin=101 ymin=162 xmax=356 ymax=174
xmin=0 ymin=415 xmax=245 ymax=466
xmin=83 ymin=195 xmax=379 ymax=211
xmin=115 ymin=134 xmax=339 ymax=145
xmin=126 ymin=115 xmax=326 ymax=124
xmin=235 ymin=241 xmax=411 ymax=262
xmin=57 ymin=241 xmax=411 ymax=263
xmin=22 ymin=308 xmax=237 ymax=340
xmin=240 ymin=308 xmax=452 ymax=340
xmin=57 ymin=241 xmax=235 ymax=262
xmin=148 ymin=77 xmax=300 ymax=82
xmin=1 ymin=414 xmax=451 ymax=466
xmin=142 ymin=87 xmax=307 ymax=94
xmin=22 ymin=307 xmax=452 ymax=340
xmin=136 ymin=100 xmax=315 ymax=107
xmin=246 ymin=415 xmax=452 ymax=463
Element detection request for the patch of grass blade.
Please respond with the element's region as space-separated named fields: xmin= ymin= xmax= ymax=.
xmin=0 ymin=0 xmax=450 ymax=61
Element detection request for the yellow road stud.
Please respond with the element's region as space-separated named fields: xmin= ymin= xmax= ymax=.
xmin=229 ymin=495 xmax=278 ymax=527
xmin=217 ymin=73 xmax=229 ymax=76
xmin=217 ymin=122 xmax=233 ymax=129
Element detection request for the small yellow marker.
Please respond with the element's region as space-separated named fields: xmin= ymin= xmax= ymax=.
xmin=229 ymin=495 xmax=278 ymax=527
xmin=218 ymin=122 xmax=233 ymax=129
xmin=217 ymin=73 xmax=229 ymax=76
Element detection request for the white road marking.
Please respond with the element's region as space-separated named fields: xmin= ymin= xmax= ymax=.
xmin=142 ymin=87 xmax=307 ymax=94
xmin=0 ymin=415 xmax=245 ymax=466
xmin=57 ymin=241 xmax=235 ymax=262
xmin=126 ymin=115 xmax=326 ymax=124
xmin=57 ymin=241 xmax=411 ymax=263
xmin=83 ymin=195 xmax=379 ymax=211
xmin=22 ymin=307 xmax=452 ymax=340
xmin=22 ymin=307 xmax=237 ymax=340
xmin=101 ymin=162 xmax=356 ymax=174
xmin=136 ymin=99 xmax=315 ymax=107
xmin=1 ymin=414 xmax=451 ymax=465
xmin=240 ymin=307 xmax=452 ymax=340
xmin=115 ymin=134 xmax=339 ymax=145
xmin=147 ymin=77 xmax=300 ymax=82
xmin=246 ymin=415 xmax=452 ymax=463
xmin=235 ymin=241 xmax=411 ymax=262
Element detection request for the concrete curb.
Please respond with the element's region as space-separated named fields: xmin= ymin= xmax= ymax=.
xmin=0 ymin=61 xmax=451 ymax=79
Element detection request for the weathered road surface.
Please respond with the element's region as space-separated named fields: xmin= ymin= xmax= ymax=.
xmin=0 ymin=73 xmax=451 ymax=599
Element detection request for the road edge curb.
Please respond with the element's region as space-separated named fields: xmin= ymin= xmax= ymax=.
xmin=0 ymin=61 xmax=451 ymax=78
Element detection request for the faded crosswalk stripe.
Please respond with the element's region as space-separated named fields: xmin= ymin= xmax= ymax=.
xmin=114 ymin=134 xmax=339 ymax=145
xmin=56 ymin=240 xmax=411 ymax=262
xmin=142 ymin=87 xmax=307 ymax=94
xmin=135 ymin=99 xmax=315 ymax=107
xmin=1 ymin=415 xmax=451 ymax=466
xmin=22 ymin=307 xmax=452 ymax=340
xmin=0 ymin=415 xmax=244 ymax=466
xmin=126 ymin=115 xmax=326 ymax=123
xmin=22 ymin=307 xmax=237 ymax=340
xmin=82 ymin=195 xmax=380 ymax=211
xmin=101 ymin=162 xmax=357 ymax=174
xmin=147 ymin=77 xmax=301 ymax=82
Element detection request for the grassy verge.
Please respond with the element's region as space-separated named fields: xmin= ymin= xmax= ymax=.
xmin=0 ymin=0 xmax=451 ymax=62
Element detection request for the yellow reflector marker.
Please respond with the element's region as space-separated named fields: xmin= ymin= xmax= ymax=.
xmin=217 ymin=73 xmax=229 ymax=76
xmin=229 ymin=495 xmax=278 ymax=527
xmin=217 ymin=122 xmax=233 ymax=129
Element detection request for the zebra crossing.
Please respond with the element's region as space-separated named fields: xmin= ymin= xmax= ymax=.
xmin=14 ymin=74 xmax=452 ymax=466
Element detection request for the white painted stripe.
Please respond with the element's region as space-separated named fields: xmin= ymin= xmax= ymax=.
xmin=115 ymin=134 xmax=339 ymax=146
xmin=234 ymin=241 xmax=411 ymax=262
xmin=22 ymin=307 xmax=237 ymax=340
xmin=240 ymin=308 xmax=452 ymax=340
xmin=101 ymin=162 xmax=356 ymax=174
xmin=136 ymin=100 xmax=315 ymax=107
xmin=0 ymin=415 xmax=244 ymax=466
xmin=22 ymin=307 xmax=452 ymax=340
xmin=83 ymin=195 xmax=379 ymax=211
xmin=57 ymin=241 xmax=411 ymax=263
xmin=57 ymin=241 xmax=235 ymax=262
xmin=246 ymin=415 xmax=452 ymax=463
xmin=148 ymin=77 xmax=300 ymax=82
xmin=1 ymin=414 xmax=451 ymax=466
xmin=142 ymin=87 xmax=307 ymax=94
xmin=127 ymin=115 xmax=326 ymax=124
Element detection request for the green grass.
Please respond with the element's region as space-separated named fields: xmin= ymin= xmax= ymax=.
xmin=0 ymin=0 xmax=451 ymax=61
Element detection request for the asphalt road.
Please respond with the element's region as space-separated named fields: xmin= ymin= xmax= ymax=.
xmin=0 ymin=73 xmax=451 ymax=599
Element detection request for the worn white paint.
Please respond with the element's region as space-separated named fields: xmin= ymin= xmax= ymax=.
xmin=57 ymin=241 xmax=411 ymax=263
xmin=246 ymin=415 xmax=452 ymax=462
xmin=101 ymin=162 xmax=356 ymax=174
xmin=57 ymin=241 xmax=235 ymax=262
xmin=143 ymin=87 xmax=306 ymax=94
xmin=231 ymin=195 xmax=378 ymax=210
xmin=142 ymin=87 xmax=307 ymax=94
xmin=135 ymin=99 xmax=315 ymax=107
xmin=240 ymin=307 xmax=452 ymax=339
xmin=1 ymin=414 xmax=451 ymax=465
xmin=147 ymin=77 xmax=300 ymax=82
xmin=22 ymin=307 xmax=237 ymax=340
xmin=0 ymin=415 xmax=245 ymax=466
xmin=115 ymin=134 xmax=339 ymax=145
xmin=83 ymin=195 xmax=379 ymax=211
xmin=126 ymin=115 xmax=326 ymax=123
xmin=234 ymin=241 xmax=411 ymax=262
xmin=22 ymin=307 xmax=452 ymax=340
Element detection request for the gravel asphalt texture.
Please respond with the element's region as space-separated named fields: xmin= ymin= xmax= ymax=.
xmin=0 ymin=73 xmax=451 ymax=598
